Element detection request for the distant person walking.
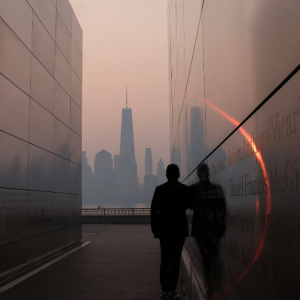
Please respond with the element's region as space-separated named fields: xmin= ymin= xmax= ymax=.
xmin=151 ymin=164 xmax=190 ymax=299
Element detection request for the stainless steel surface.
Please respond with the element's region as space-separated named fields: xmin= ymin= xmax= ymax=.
xmin=55 ymin=12 xmax=71 ymax=64
xmin=53 ymin=193 xmax=70 ymax=230
xmin=169 ymin=1 xmax=300 ymax=299
xmin=70 ymin=194 xmax=81 ymax=226
xmin=0 ymin=0 xmax=33 ymax=50
xmin=53 ymin=155 xmax=70 ymax=193
xmin=0 ymin=17 xmax=31 ymax=94
xmin=186 ymin=22 xmax=206 ymax=179
xmin=27 ymin=0 xmax=34 ymax=8
xmin=71 ymin=68 xmax=82 ymax=108
xmin=71 ymin=99 xmax=82 ymax=136
xmin=182 ymin=0 xmax=203 ymax=70
xmin=191 ymin=271 xmax=204 ymax=300
xmin=54 ymin=46 xmax=71 ymax=95
xmin=32 ymin=0 xmax=56 ymax=40
xmin=28 ymin=191 xmax=53 ymax=238
xmin=0 ymin=0 xmax=82 ymax=282
xmin=70 ymin=162 xmax=82 ymax=195
xmin=0 ymin=188 xmax=28 ymax=245
xmin=27 ymin=231 xmax=54 ymax=262
xmin=57 ymin=0 xmax=72 ymax=33
xmin=29 ymin=99 xmax=54 ymax=152
xmin=0 ymin=132 xmax=29 ymax=189
xmin=69 ymin=224 xmax=82 ymax=244
xmin=70 ymin=130 xmax=82 ymax=165
xmin=54 ymin=81 xmax=71 ymax=126
xmin=185 ymin=73 xmax=300 ymax=299
xmin=71 ymin=10 xmax=83 ymax=54
xmin=54 ymin=118 xmax=70 ymax=159
xmin=71 ymin=39 xmax=82 ymax=80
xmin=0 ymin=74 xmax=30 ymax=141
xmin=0 ymin=240 xmax=28 ymax=275
xmin=0 ymin=241 xmax=90 ymax=294
xmin=52 ymin=227 xmax=70 ymax=250
xmin=29 ymin=145 xmax=54 ymax=191
xmin=202 ymin=0 xmax=300 ymax=155
xmin=32 ymin=12 xmax=55 ymax=76
xmin=30 ymin=56 xmax=55 ymax=113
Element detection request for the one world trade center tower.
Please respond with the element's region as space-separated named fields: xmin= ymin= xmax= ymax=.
xmin=114 ymin=88 xmax=138 ymax=198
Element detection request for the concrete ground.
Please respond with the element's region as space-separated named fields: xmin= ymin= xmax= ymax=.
xmin=1 ymin=225 xmax=185 ymax=300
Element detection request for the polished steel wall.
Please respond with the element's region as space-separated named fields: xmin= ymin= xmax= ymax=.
xmin=0 ymin=0 xmax=82 ymax=281
xmin=168 ymin=1 xmax=300 ymax=299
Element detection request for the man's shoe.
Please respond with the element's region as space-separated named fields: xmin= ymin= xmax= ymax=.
xmin=168 ymin=291 xmax=179 ymax=299
xmin=160 ymin=291 xmax=169 ymax=299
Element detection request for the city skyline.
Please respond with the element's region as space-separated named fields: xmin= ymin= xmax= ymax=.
xmin=82 ymin=101 xmax=167 ymax=206
xmin=84 ymin=148 xmax=167 ymax=181
xmin=70 ymin=0 xmax=170 ymax=183
xmin=82 ymin=88 xmax=168 ymax=184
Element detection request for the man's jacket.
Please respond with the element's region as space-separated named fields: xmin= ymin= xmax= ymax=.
xmin=150 ymin=181 xmax=189 ymax=238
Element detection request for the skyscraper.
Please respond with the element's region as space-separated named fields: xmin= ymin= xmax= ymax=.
xmin=145 ymin=148 xmax=153 ymax=175
xmin=157 ymin=158 xmax=166 ymax=185
xmin=114 ymin=88 xmax=138 ymax=198
xmin=94 ymin=150 xmax=114 ymax=201
xmin=144 ymin=174 xmax=158 ymax=199
xmin=120 ymin=87 xmax=136 ymax=161
xmin=82 ymin=152 xmax=95 ymax=204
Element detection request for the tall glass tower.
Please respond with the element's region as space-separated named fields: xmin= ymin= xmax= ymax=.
xmin=120 ymin=108 xmax=136 ymax=161
xmin=114 ymin=88 xmax=138 ymax=198
xmin=145 ymin=148 xmax=153 ymax=176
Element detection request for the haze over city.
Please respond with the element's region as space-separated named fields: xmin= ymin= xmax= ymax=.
xmin=0 ymin=0 xmax=299 ymax=298
xmin=70 ymin=0 xmax=169 ymax=184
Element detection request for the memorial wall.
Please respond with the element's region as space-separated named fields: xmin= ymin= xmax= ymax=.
xmin=0 ymin=0 xmax=82 ymax=281
xmin=168 ymin=1 xmax=300 ymax=299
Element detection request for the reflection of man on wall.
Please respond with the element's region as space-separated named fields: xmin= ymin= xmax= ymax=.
xmin=151 ymin=164 xmax=190 ymax=299
xmin=189 ymin=163 xmax=226 ymax=298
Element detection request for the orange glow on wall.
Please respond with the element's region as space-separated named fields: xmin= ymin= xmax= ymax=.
xmin=183 ymin=93 xmax=271 ymax=299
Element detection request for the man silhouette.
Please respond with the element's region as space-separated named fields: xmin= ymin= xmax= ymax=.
xmin=151 ymin=164 xmax=189 ymax=299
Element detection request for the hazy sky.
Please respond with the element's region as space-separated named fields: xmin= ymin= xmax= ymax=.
xmin=70 ymin=0 xmax=170 ymax=184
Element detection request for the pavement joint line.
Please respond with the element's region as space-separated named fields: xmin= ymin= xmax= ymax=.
xmin=0 ymin=241 xmax=91 ymax=294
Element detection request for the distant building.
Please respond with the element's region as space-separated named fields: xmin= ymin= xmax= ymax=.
xmin=114 ymin=154 xmax=138 ymax=198
xmin=82 ymin=152 xmax=88 ymax=165
xmin=144 ymin=148 xmax=158 ymax=198
xmin=94 ymin=150 xmax=114 ymax=201
xmin=114 ymin=88 xmax=138 ymax=198
xmin=157 ymin=158 xmax=167 ymax=185
xmin=145 ymin=148 xmax=153 ymax=176
xmin=82 ymin=152 xmax=95 ymax=204
xmin=144 ymin=174 xmax=159 ymax=199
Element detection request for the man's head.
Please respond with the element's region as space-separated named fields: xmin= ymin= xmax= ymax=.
xmin=166 ymin=164 xmax=180 ymax=181
xmin=197 ymin=163 xmax=209 ymax=182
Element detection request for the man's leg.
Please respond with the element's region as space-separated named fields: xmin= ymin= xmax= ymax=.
xmin=168 ymin=237 xmax=185 ymax=292
xmin=159 ymin=237 xmax=171 ymax=292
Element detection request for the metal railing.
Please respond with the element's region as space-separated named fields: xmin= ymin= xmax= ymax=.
xmin=82 ymin=208 xmax=151 ymax=216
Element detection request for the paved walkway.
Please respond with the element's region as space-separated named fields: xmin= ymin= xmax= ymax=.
xmin=1 ymin=225 xmax=185 ymax=300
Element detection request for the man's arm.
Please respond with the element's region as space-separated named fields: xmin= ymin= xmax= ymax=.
xmin=150 ymin=187 xmax=159 ymax=236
